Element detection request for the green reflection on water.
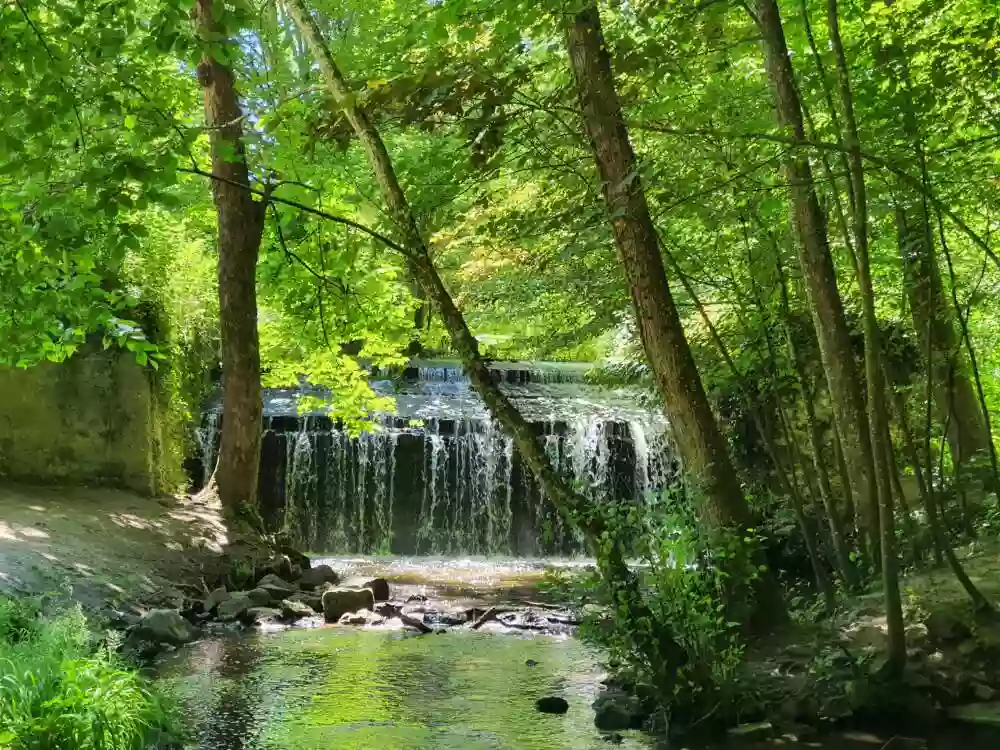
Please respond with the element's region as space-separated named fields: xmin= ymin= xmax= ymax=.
xmin=156 ymin=628 xmax=650 ymax=750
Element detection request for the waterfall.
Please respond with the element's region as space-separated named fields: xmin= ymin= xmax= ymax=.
xmin=196 ymin=362 xmax=676 ymax=555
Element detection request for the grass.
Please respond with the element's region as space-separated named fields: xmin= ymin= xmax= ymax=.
xmin=0 ymin=596 xmax=178 ymax=750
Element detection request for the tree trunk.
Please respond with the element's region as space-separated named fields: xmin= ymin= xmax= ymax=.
xmin=752 ymin=0 xmax=880 ymax=566
xmin=284 ymin=0 xmax=688 ymax=677
xmin=194 ymin=0 xmax=266 ymax=532
xmin=565 ymin=4 xmax=785 ymax=627
xmin=827 ymin=0 xmax=905 ymax=673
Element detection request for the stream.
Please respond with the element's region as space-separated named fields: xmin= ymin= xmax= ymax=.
xmin=152 ymin=558 xmax=1000 ymax=749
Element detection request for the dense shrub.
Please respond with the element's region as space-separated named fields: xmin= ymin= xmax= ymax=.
xmin=546 ymin=493 xmax=759 ymax=725
xmin=0 ymin=597 xmax=177 ymax=750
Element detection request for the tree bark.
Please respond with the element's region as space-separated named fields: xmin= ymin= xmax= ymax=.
xmin=752 ymin=0 xmax=880 ymax=566
xmin=194 ymin=0 xmax=266 ymax=531
xmin=565 ymin=5 xmax=785 ymax=627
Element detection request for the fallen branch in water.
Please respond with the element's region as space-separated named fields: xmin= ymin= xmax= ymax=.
xmin=470 ymin=606 xmax=499 ymax=630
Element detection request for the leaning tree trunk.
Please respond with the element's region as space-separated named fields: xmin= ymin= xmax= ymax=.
xmin=284 ymin=0 xmax=690 ymax=680
xmin=565 ymin=4 xmax=786 ymax=628
xmin=752 ymin=0 xmax=880 ymax=566
xmin=195 ymin=0 xmax=266 ymax=533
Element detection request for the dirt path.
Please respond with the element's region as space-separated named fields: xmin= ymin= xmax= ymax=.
xmin=0 ymin=483 xmax=227 ymax=615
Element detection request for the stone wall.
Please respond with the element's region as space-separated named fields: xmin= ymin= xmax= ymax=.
xmin=0 ymin=347 xmax=166 ymax=495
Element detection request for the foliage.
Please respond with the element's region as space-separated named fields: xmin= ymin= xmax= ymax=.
xmin=0 ymin=597 xmax=178 ymax=750
xmin=546 ymin=492 xmax=759 ymax=722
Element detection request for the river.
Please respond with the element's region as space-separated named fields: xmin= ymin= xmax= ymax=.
xmin=152 ymin=558 xmax=1000 ymax=749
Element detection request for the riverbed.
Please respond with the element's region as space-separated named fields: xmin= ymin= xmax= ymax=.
xmin=154 ymin=557 xmax=1000 ymax=749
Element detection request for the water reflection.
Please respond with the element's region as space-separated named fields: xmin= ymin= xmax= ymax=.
xmin=157 ymin=629 xmax=651 ymax=750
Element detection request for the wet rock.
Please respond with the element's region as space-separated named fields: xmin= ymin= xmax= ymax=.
xmin=948 ymin=701 xmax=1000 ymax=727
xmin=281 ymin=599 xmax=315 ymax=622
xmin=728 ymin=722 xmax=773 ymax=740
xmin=406 ymin=594 xmax=428 ymax=603
xmin=338 ymin=609 xmax=386 ymax=626
xmin=296 ymin=564 xmax=340 ymax=591
xmin=256 ymin=554 xmax=299 ymax=584
xmin=925 ymin=610 xmax=971 ymax=642
xmin=247 ymin=588 xmax=276 ymax=607
xmin=421 ymin=610 xmax=466 ymax=627
xmin=322 ymin=587 xmax=376 ymax=622
xmin=342 ymin=577 xmax=390 ymax=602
xmin=203 ymin=587 xmax=230 ymax=614
xmin=602 ymin=734 xmax=623 ymax=745
xmin=536 ymin=696 xmax=569 ymax=714
xmin=256 ymin=574 xmax=297 ymax=598
xmin=289 ymin=592 xmax=323 ymax=612
xmin=134 ymin=609 xmax=199 ymax=645
xmin=593 ymin=691 xmax=644 ymax=731
xmin=525 ymin=659 xmax=539 ymax=667
xmin=975 ymin=684 xmax=998 ymax=702
xmin=243 ymin=607 xmax=284 ymax=626
xmin=216 ymin=594 xmax=251 ymax=622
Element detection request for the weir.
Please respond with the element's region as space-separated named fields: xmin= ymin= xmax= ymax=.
xmin=195 ymin=362 xmax=676 ymax=555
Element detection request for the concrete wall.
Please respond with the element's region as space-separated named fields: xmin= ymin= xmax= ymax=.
xmin=0 ymin=347 xmax=164 ymax=495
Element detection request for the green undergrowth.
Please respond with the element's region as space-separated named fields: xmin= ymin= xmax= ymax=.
xmin=0 ymin=596 xmax=179 ymax=750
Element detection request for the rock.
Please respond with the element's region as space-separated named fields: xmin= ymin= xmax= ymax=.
xmin=246 ymin=587 xmax=276 ymax=607
xmin=844 ymin=625 xmax=888 ymax=650
xmin=134 ymin=609 xmax=199 ymax=645
xmin=281 ymin=599 xmax=315 ymax=622
xmin=779 ymin=723 xmax=817 ymax=742
xmin=255 ymin=555 xmax=298 ymax=584
xmin=974 ymin=684 xmax=998 ymax=702
xmin=256 ymin=574 xmax=297 ymax=597
xmin=422 ymin=610 xmax=467 ymax=627
xmin=288 ymin=592 xmax=323 ymax=612
xmin=925 ymin=610 xmax=971 ymax=642
xmin=322 ymin=587 xmax=376 ymax=622
xmin=536 ymin=696 xmax=569 ymax=714
xmin=338 ymin=609 xmax=386 ymax=626
xmin=203 ymin=587 xmax=230 ymax=614
xmin=948 ymin=701 xmax=1000 ymax=727
xmin=728 ymin=721 xmax=773 ymax=740
xmin=602 ymin=734 xmax=623 ymax=745
xmin=217 ymin=594 xmax=251 ymax=622
xmin=525 ymin=659 xmax=539 ymax=667
xmin=406 ymin=594 xmax=428 ymax=603
xmin=296 ymin=564 xmax=340 ymax=591
xmin=593 ymin=691 xmax=644 ymax=731
xmin=242 ymin=607 xmax=284 ymax=626
xmin=341 ymin=576 xmax=390 ymax=602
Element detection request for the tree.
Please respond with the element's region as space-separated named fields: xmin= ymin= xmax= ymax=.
xmin=194 ymin=0 xmax=267 ymax=532
xmin=564 ymin=3 xmax=785 ymax=626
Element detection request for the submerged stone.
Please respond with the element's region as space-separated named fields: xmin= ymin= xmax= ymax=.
xmin=536 ymin=696 xmax=569 ymax=714
xmin=134 ymin=609 xmax=199 ymax=645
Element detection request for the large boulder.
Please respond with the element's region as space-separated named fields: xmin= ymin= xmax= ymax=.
xmin=297 ymin=564 xmax=340 ymax=591
xmin=217 ymin=594 xmax=252 ymax=622
xmin=134 ymin=609 xmax=199 ymax=646
xmin=925 ymin=610 xmax=971 ymax=643
xmin=322 ymin=587 xmax=376 ymax=622
xmin=203 ymin=587 xmax=231 ymax=614
xmin=341 ymin=577 xmax=390 ymax=602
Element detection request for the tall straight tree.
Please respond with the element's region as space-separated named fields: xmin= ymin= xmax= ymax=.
xmin=564 ymin=4 xmax=785 ymax=626
xmin=195 ymin=0 xmax=267 ymax=532
xmin=827 ymin=0 xmax=905 ymax=672
xmin=751 ymin=0 xmax=881 ymax=564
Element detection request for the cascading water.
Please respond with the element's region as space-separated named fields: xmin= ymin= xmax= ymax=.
xmin=196 ymin=362 xmax=677 ymax=555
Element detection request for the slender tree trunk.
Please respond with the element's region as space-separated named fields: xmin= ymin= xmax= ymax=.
xmin=284 ymin=0 xmax=689 ymax=676
xmin=752 ymin=0 xmax=880 ymax=566
xmin=776 ymin=255 xmax=858 ymax=589
xmin=195 ymin=0 xmax=266 ymax=532
xmin=565 ymin=4 xmax=785 ymax=627
xmin=827 ymin=0 xmax=905 ymax=673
